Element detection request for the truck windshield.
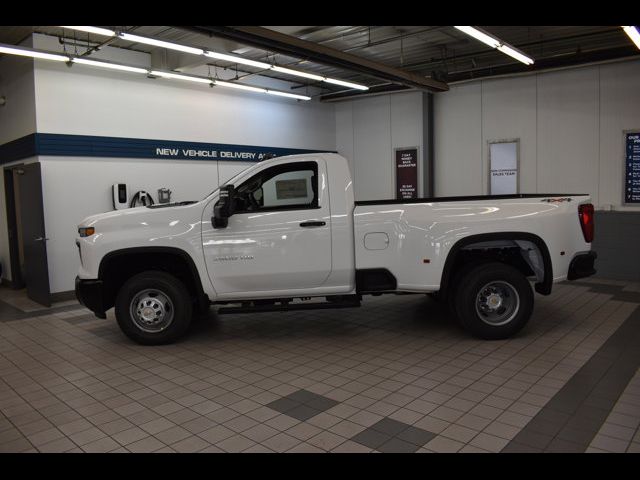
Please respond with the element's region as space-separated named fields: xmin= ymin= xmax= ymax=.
xmin=202 ymin=163 xmax=263 ymax=200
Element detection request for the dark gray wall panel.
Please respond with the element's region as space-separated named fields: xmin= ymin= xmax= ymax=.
xmin=592 ymin=211 xmax=640 ymax=281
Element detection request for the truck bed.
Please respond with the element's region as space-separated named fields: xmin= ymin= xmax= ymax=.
xmin=353 ymin=193 xmax=592 ymax=292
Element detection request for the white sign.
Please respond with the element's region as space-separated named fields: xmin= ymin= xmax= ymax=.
xmin=489 ymin=141 xmax=518 ymax=194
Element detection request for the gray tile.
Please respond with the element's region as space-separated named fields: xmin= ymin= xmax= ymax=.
xmin=287 ymin=390 xmax=318 ymax=403
xmin=285 ymin=405 xmax=321 ymax=421
xmin=305 ymin=396 xmax=339 ymax=412
xmin=370 ymin=418 xmax=409 ymax=436
xmin=266 ymin=397 xmax=299 ymax=414
xmin=396 ymin=426 xmax=437 ymax=446
xmin=377 ymin=437 xmax=420 ymax=453
xmin=351 ymin=428 xmax=392 ymax=449
xmin=545 ymin=437 xmax=585 ymax=453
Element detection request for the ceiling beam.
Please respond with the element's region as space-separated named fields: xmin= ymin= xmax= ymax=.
xmin=174 ymin=26 xmax=449 ymax=92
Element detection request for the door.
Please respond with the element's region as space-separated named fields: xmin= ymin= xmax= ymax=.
xmin=203 ymin=159 xmax=332 ymax=296
xmin=16 ymin=163 xmax=51 ymax=306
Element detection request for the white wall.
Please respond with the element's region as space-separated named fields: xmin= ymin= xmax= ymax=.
xmin=32 ymin=34 xmax=336 ymax=150
xmin=434 ymin=59 xmax=640 ymax=210
xmin=335 ymin=91 xmax=425 ymax=201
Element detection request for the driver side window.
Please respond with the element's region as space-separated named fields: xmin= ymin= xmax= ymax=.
xmin=234 ymin=161 xmax=319 ymax=213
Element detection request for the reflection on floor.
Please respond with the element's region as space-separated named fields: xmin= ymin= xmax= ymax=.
xmin=0 ymin=278 xmax=639 ymax=453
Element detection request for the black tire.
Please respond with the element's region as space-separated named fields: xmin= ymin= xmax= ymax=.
xmin=115 ymin=271 xmax=193 ymax=345
xmin=453 ymin=262 xmax=533 ymax=340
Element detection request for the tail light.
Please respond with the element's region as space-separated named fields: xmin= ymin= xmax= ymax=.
xmin=578 ymin=203 xmax=594 ymax=243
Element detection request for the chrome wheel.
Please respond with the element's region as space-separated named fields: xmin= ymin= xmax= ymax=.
xmin=130 ymin=289 xmax=174 ymax=333
xmin=475 ymin=281 xmax=520 ymax=326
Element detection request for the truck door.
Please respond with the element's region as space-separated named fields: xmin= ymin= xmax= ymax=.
xmin=202 ymin=159 xmax=332 ymax=296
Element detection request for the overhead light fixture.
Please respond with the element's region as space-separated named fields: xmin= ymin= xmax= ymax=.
xmin=270 ymin=65 xmax=324 ymax=81
xmin=0 ymin=43 xmax=69 ymax=62
xmin=59 ymin=26 xmax=370 ymax=90
xmin=454 ymin=26 xmax=534 ymax=65
xmin=61 ymin=26 xmax=116 ymax=37
xmin=324 ymin=78 xmax=369 ymax=90
xmin=497 ymin=45 xmax=534 ymax=65
xmin=72 ymin=57 xmax=149 ymax=74
xmin=454 ymin=26 xmax=500 ymax=49
xmin=120 ymin=33 xmax=204 ymax=56
xmin=204 ymin=51 xmax=271 ymax=69
xmin=214 ymin=80 xmax=267 ymax=93
xmin=622 ymin=26 xmax=640 ymax=50
xmin=265 ymin=90 xmax=312 ymax=101
xmin=150 ymin=70 xmax=212 ymax=84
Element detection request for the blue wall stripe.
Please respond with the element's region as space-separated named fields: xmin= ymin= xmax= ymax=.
xmin=0 ymin=134 xmax=38 ymax=165
xmin=0 ymin=133 xmax=335 ymax=164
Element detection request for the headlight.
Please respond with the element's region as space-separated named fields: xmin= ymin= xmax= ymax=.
xmin=78 ymin=227 xmax=95 ymax=237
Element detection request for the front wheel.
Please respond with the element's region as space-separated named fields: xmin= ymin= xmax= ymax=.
xmin=115 ymin=271 xmax=193 ymax=345
xmin=453 ymin=262 xmax=533 ymax=340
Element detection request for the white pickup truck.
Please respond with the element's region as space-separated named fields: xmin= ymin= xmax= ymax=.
xmin=75 ymin=153 xmax=596 ymax=345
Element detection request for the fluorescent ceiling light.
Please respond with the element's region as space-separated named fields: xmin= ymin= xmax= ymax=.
xmin=454 ymin=25 xmax=534 ymax=65
xmin=60 ymin=26 xmax=370 ymax=90
xmin=61 ymin=26 xmax=116 ymax=37
xmin=72 ymin=57 xmax=148 ymax=73
xmin=323 ymin=78 xmax=369 ymax=90
xmin=497 ymin=45 xmax=534 ymax=65
xmin=622 ymin=26 xmax=640 ymax=50
xmin=150 ymin=70 xmax=212 ymax=84
xmin=270 ymin=65 xmax=324 ymax=81
xmin=214 ymin=81 xmax=267 ymax=93
xmin=204 ymin=51 xmax=271 ymax=69
xmin=0 ymin=44 xmax=69 ymax=62
xmin=120 ymin=33 xmax=204 ymax=55
xmin=266 ymin=90 xmax=311 ymax=101
xmin=454 ymin=26 xmax=500 ymax=49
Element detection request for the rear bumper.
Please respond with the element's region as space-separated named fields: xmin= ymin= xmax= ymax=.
xmin=75 ymin=276 xmax=106 ymax=319
xmin=567 ymin=251 xmax=597 ymax=281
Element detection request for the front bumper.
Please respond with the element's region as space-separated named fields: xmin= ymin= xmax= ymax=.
xmin=75 ymin=276 xmax=107 ymax=319
xmin=567 ymin=251 xmax=597 ymax=281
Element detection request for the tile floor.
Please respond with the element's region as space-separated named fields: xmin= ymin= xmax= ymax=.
xmin=1 ymin=277 xmax=639 ymax=453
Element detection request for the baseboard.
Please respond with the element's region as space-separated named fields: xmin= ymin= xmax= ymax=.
xmin=50 ymin=290 xmax=76 ymax=303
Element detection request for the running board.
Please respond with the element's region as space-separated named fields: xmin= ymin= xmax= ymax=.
xmin=217 ymin=300 xmax=361 ymax=315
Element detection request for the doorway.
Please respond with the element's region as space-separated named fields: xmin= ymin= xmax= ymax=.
xmin=3 ymin=163 xmax=51 ymax=306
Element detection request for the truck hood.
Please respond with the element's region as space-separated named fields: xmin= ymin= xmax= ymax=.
xmin=78 ymin=201 xmax=203 ymax=230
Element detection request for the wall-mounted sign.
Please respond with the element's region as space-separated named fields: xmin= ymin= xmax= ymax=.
xmin=624 ymin=131 xmax=640 ymax=204
xmin=0 ymin=133 xmax=334 ymax=165
xmin=395 ymin=147 xmax=418 ymax=200
xmin=489 ymin=140 xmax=519 ymax=195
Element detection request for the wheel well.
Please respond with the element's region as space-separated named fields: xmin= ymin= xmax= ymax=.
xmin=99 ymin=248 xmax=207 ymax=312
xmin=441 ymin=234 xmax=553 ymax=297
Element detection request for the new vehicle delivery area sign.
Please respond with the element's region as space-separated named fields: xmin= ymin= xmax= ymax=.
xmin=625 ymin=132 xmax=640 ymax=204
xmin=395 ymin=148 xmax=418 ymax=200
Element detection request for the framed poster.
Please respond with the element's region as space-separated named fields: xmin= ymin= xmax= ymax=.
xmin=488 ymin=140 xmax=519 ymax=195
xmin=623 ymin=131 xmax=640 ymax=205
xmin=395 ymin=147 xmax=419 ymax=200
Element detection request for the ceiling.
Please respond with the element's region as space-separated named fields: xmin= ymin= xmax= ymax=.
xmin=2 ymin=26 xmax=638 ymax=100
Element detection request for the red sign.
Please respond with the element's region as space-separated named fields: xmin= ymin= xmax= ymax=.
xmin=395 ymin=148 xmax=418 ymax=200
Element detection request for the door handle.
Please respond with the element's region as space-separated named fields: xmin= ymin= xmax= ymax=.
xmin=34 ymin=237 xmax=49 ymax=242
xmin=299 ymin=221 xmax=326 ymax=228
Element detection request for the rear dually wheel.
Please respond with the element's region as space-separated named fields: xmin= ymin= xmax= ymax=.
xmin=453 ymin=262 xmax=533 ymax=340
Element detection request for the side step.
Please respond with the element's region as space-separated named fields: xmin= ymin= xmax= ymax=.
xmin=217 ymin=299 xmax=361 ymax=315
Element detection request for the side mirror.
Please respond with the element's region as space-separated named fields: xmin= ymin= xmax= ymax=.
xmin=213 ymin=184 xmax=235 ymax=229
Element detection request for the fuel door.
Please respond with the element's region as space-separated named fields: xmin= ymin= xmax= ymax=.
xmin=364 ymin=232 xmax=390 ymax=250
